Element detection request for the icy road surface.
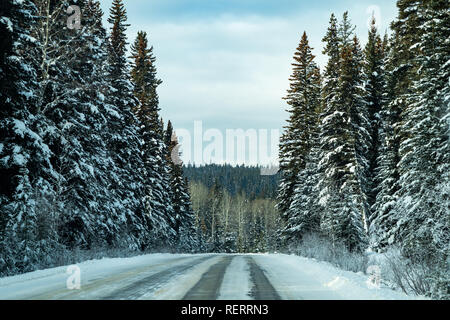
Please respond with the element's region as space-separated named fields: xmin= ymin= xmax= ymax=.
xmin=0 ymin=254 xmax=420 ymax=300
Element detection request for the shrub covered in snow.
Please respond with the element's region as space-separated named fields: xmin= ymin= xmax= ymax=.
xmin=287 ymin=233 xmax=368 ymax=273
xmin=369 ymin=247 xmax=449 ymax=300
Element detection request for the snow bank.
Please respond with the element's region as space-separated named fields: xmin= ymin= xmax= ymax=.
xmin=253 ymin=254 xmax=426 ymax=300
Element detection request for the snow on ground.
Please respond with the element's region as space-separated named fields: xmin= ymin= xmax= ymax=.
xmin=140 ymin=255 xmax=222 ymax=300
xmin=0 ymin=253 xmax=210 ymax=300
xmin=252 ymin=254 xmax=426 ymax=300
xmin=218 ymin=255 xmax=252 ymax=300
xmin=0 ymin=253 xmax=426 ymax=300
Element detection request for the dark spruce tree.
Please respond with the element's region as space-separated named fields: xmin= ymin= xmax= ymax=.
xmin=363 ymin=16 xmax=386 ymax=216
xmin=347 ymin=36 xmax=372 ymax=232
xmin=316 ymin=13 xmax=343 ymax=247
xmin=278 ymin=32 xmax=321 ymax=244
xmin=31 ymin=0 xmax=106 ymax=250
xmin=28 ymin=0 xmax=139 ymax=251
xmin=277 ymin=32 xmax=320 ymax=218
xmin=337 ymin=11 xmax=355 ymax=49
xmin=320 ymin=13 xmax=340 ymax=117
xmin=392 ymin=0 xmax=449 ymax=298
xmin=130 ymin=30 xmax=176 ymax=249
xmin=79 ymin=0 xmax=136 ymax=249
xmin=317 ymin=13 xmax=368 ymax=252
xmin=367 ymin=23 xmax=397 ymax=251
xmin=105 ymin=0 xmax=149 ymax=250
xmin=371 ymin=0 xmax=428 ymax=251
xmin=31 ymin=0 xmax=82 ymax=249
xmin=0 ymin=0 xmax=58 ymax=274
xmin=80 ymin=0 xmax=151 ymax=250
xmin=370 ymin=37 xmax=402 ymax=251
xmin=164 ymin=121 xmax=198 ymax=252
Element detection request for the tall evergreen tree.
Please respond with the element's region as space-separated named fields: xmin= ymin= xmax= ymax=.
xmin=28 ymin=0 xmax=139 ymax=250
xmin=79 ymin=0 xmax=135 ymax=248
xmin=80 ymin=0 xmax=151 ymax=249
xmin=370 ymin=0 xmax=427 ymax=251
xmin=318 ymin=14 xmax=368 ymax=251
xmin=164 ymin=121 xmax=198 ymax=252
xmin=130 ymin=30 xmax=176 ymax=247
xmin=347 ymin=36 xmax=372 ymax=231
xmin=370 ymin=33 xmax=400 ymax=250
xmin=105 ymin=0 xmax=148 ymax=249
xmin=0 ymin=0 xmax=57 ymax=274
xmin=279 ymin=32 xmax=321 ymax=243
xmin=321 ymin=13 xmax=340 ymax=114
xmin=317 ymin=13 xmax=343 ymax=246
xmin=393 ymin=0 xmax=449 ymax=270
xmin=30 ymin=0 xmax=98 ymax=249
xmin=277 ymin=32 xmax=320 ymax=218
xmin=338 ymin=11 xmax=355 ymax=49
xmin=364 ymin=16 xmax=386 ymax=216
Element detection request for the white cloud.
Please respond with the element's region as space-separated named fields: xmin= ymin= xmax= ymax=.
xmin=106 ymin=2 xmax=398 ymax=164
xmin=128 ymin=14 xmax=328 ymax=131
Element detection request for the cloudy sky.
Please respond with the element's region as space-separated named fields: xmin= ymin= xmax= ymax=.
xmin=98 ymin=0 xmax=398 ymax=165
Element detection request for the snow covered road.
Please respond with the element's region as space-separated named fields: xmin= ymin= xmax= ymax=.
xmin=0 ymin=253 xmax=420 ymax=300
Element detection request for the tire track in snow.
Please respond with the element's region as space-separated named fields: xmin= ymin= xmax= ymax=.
xmin=28 ymin=255 xmax=212 ymax=300
xmin=247 ymin=256 xmax=281 ymax=300
xmin=101 ymin=255 xmax=217 ymax=300
xmin=182 ymin=255 xmax=234 ymax=300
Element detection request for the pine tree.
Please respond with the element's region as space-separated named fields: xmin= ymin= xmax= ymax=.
xmin=0 ymin=0 xmax=57 ymax=274
xmin=81 ymin=0 xmax=151 ymax=249
xmin=368 ymin=0 xmax=449 ymax=297
xmin=164 ymin=121 xmax=198 ymax=252
xmin=347 ymin=36 xmax=372 ymax=232
xmin=105 ymin=0 xmax=147 ymax=250
xmin=371 ymin=0 xmax=428 ymax=251
xmin=206 ymin=179 xmax=224 ymax=252
xmin=277 ymin=32 xmax=321 ymax=219
xmin=130 ymin=30 xmax=176 ymax=248
xmin=79 ymin=0 xmax=131 ymax=248
xmin=30 ymin=0 xmax=100 ymax=249
xmin=317 ymin=14 xmax=368 ymax=251
xmin=284 ymin=136 xmax=322 ymax=245
xmin=364 ymin=16 xmax=386 ymax=216
xmin=338 ymin=11 xmax=355 ymax=49
xmin=317 ymin=13 xmax=343 ymax=246
xmin=393 ymin=0 xmax=449 ymax=286
xmin=321 ymin=13 xmax=340 ymax=113
xmin=164 ymin=120 xmax=182 ymax=235
xmin=279 ymin=32 xmax=321 ymax=243
xmin=370 ymin=34 xmax=401 ymax=250
xmin=107 ymin=0 xmax=129 ymax=80
xmin=27 ymin=0 xmax=135 ymax=250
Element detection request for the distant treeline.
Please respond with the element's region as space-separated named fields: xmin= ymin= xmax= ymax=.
xmin=183 ymin=164 xmax=280 ymax=200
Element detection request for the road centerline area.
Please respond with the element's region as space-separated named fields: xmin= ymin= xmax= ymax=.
xmin=182 ymin=255 xmax=235 ymax=300
xmin=247 ymin=257 xmax=281 ymax=300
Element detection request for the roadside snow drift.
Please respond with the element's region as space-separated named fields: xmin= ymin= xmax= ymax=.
xmin=0 ymin=253 xmax=423 ymax=300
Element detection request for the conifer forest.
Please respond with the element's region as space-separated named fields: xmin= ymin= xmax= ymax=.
xmin=0 ymin=0 xmax=448 ymax=300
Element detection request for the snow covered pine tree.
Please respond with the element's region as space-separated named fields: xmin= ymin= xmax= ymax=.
xmin=280 ymin=32 xmax=321 ymax=245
